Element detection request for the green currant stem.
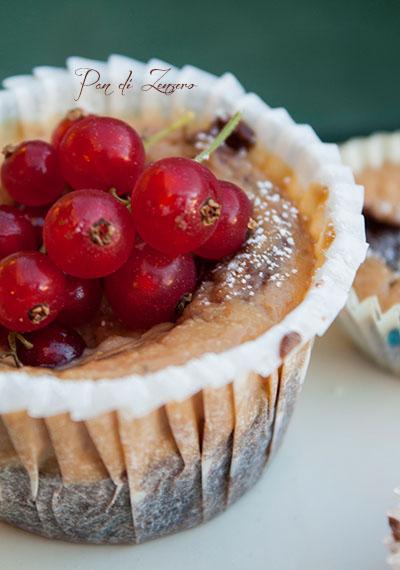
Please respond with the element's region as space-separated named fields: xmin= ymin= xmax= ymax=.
xmin=13 ymin=332 xmax=34 ymax=350
xmin=194 ymin=111 xmax=242 ymax=163
xmin=109 ymin=188 xmax=131 ymax=210
xmin=143 ymin=111 xmax=196 ymax=151
xmin=0 ymin=332 xmax=33 ymax=368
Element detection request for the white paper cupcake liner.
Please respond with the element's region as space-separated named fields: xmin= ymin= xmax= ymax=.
xmin=340 ymin=132 xmax=400 ymax=375
xmin=0 ymin=55 xmax=367 ymax=420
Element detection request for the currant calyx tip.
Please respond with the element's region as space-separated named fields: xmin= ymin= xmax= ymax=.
xmin=2 ymin=144 xmax=17 ymax=159
xmin=0 ymin=251 xmax=66 ymax=333
xmin=200 ymin=198 xmax=221 ymax=226
xmin=195 ymin=180 xmax=253 ymax=260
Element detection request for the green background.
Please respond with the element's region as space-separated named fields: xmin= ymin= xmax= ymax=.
xmin=0 ymin=0 xmax=398 ymax=142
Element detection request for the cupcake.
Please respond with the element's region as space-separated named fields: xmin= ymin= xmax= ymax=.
xmin=0 ymin=55 xmax=366 ymax=544
xmin=340 ymin=132 xmax=400 ymax=374
xmin=388 ymin=488 xmax=400 ymax=569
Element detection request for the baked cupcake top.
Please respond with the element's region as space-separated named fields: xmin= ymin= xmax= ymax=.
xmin=357 ymin=162 xmax=400 ymax=225
xmin=0 ymin=58 xmax=367 ymax=420
xmin=0 ymin=111 xmax=318 ymax=379
xmin=342 ymin=134 xmax=400 ymax=312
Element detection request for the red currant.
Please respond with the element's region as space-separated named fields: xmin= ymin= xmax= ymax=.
xmin=0 ymin=252 xmax=66 ymax=333
xmin=44 ymin=189 xmax=135 ymax=278
xmin=131 ymin=157 xmax=221 ymax=256
xmin=16 ymin=323 xmax=86 ymax=368
xmin=0 ymin=205 xmax=39 ymax=260
xmin=51 ymin=108 xmax=88 ymax=149
xmin=195 ymin=180 xmax=252 ymax=259
xmin=18 ymin=205 xmax=48 ymax=245
xmin=1 ymin=141 xmax=65 ymax=206
xmin=58 ymin=116 xmax=145 ymax=195
xmin=105 ymin=241 xmax=197 ymax=329
xmin=58 ymin=275 xmax=103 ymax=327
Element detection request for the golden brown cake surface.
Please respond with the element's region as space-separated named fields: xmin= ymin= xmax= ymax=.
xmin=354 ymin=162 xmax=400 ymax=311
xmin=357 ymin=162 xmax=400 ymax=225
xmin=353 ymin=257 xmax=400 ymax=311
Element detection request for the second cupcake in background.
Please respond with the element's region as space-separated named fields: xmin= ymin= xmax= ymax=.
xmin=340 ymin=131 xmax=400 ymax=374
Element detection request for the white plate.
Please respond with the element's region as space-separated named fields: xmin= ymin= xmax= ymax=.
xmin=1 ymin=323 xmax=399 ymax=570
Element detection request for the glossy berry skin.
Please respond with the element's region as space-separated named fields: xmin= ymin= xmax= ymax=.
xmin=16 ymin=323 xmax=86 ymax=368
xmin=44 ymin=189 xmax=135 ymax=278
xmin=58 ymin=116 xmax=145 ymax=195
xmin=105 ymin=242 xmax=197 ymax=329
xmin=58 ymin=276 xmax=103 ymax=327
xmin=0 ymin=205 xmax=39 ymax=260
xmin=131 ymin=157 xmax=221 ymax=256
xmin=51 ymin=108 xmax=88 ymax=149
xmin=1 ymin=140 xmax=65 ymax=206
xmin=0 ymin=252 xmax=66 ymax=333
xmin=195 ymin=180 xmax=252 ymax=259
xmin=19 ymin=205 xmax=48 ymax=245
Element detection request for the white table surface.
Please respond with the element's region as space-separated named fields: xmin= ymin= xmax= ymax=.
xmin=1 ymin=323 xmax=399 ymax=570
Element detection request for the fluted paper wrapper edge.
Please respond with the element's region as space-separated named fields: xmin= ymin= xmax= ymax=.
xmin=0 ymin=342 xmax=312 ymax=544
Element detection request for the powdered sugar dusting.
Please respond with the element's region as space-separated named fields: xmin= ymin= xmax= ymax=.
xmin=210 ymin=177 xmax=299 ymax=301
xmin=194 ymin=131 xmax=214 ymax=150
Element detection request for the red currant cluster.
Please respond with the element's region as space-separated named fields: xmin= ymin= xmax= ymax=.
xmin=0 ymin=110 xmax=253 ymax=368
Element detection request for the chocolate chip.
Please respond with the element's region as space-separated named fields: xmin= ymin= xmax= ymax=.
xmin=279 ymin=332 xmax=302 ymax=359
xmin=365 ymin=216 xmax=400 ymax=272
xmin=389 ymin=516 xmax=400 ymax=542
xmin=211 ymin=116 xmax=256 ymax=152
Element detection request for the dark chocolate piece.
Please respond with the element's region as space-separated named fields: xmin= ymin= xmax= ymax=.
xmin=279 ymin=332 xmax=302 ymax=359
xmin=366 ymin=216 xmax=400 ymax=272
xmin=210 ymin=116 xmax=256 ymax=152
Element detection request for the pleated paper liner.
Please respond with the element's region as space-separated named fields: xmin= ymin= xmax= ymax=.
xmin=0 ymin=344 xmax=312 ymax=543
xmin=341 ymin=131 xmax=400 ymax=225
xmin=0 ymin=56 xmax=367 ymax=544
xmin=340 ymin=132 xmax=400 ymax=375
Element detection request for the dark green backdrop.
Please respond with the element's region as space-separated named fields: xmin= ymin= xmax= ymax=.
xmin=0 ymin=0 xmax=398 ymax=142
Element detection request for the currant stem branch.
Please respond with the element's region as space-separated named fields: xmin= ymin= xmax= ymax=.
xmin=109 ymin=188 xmax=131 ymax=210
xmin=195 ymin=112 xmax=242 ymax=163
xmin=1 ymin=332 xmax=33 ymax=368
xmin=144 ymin=111 xmax=195 ymax=151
